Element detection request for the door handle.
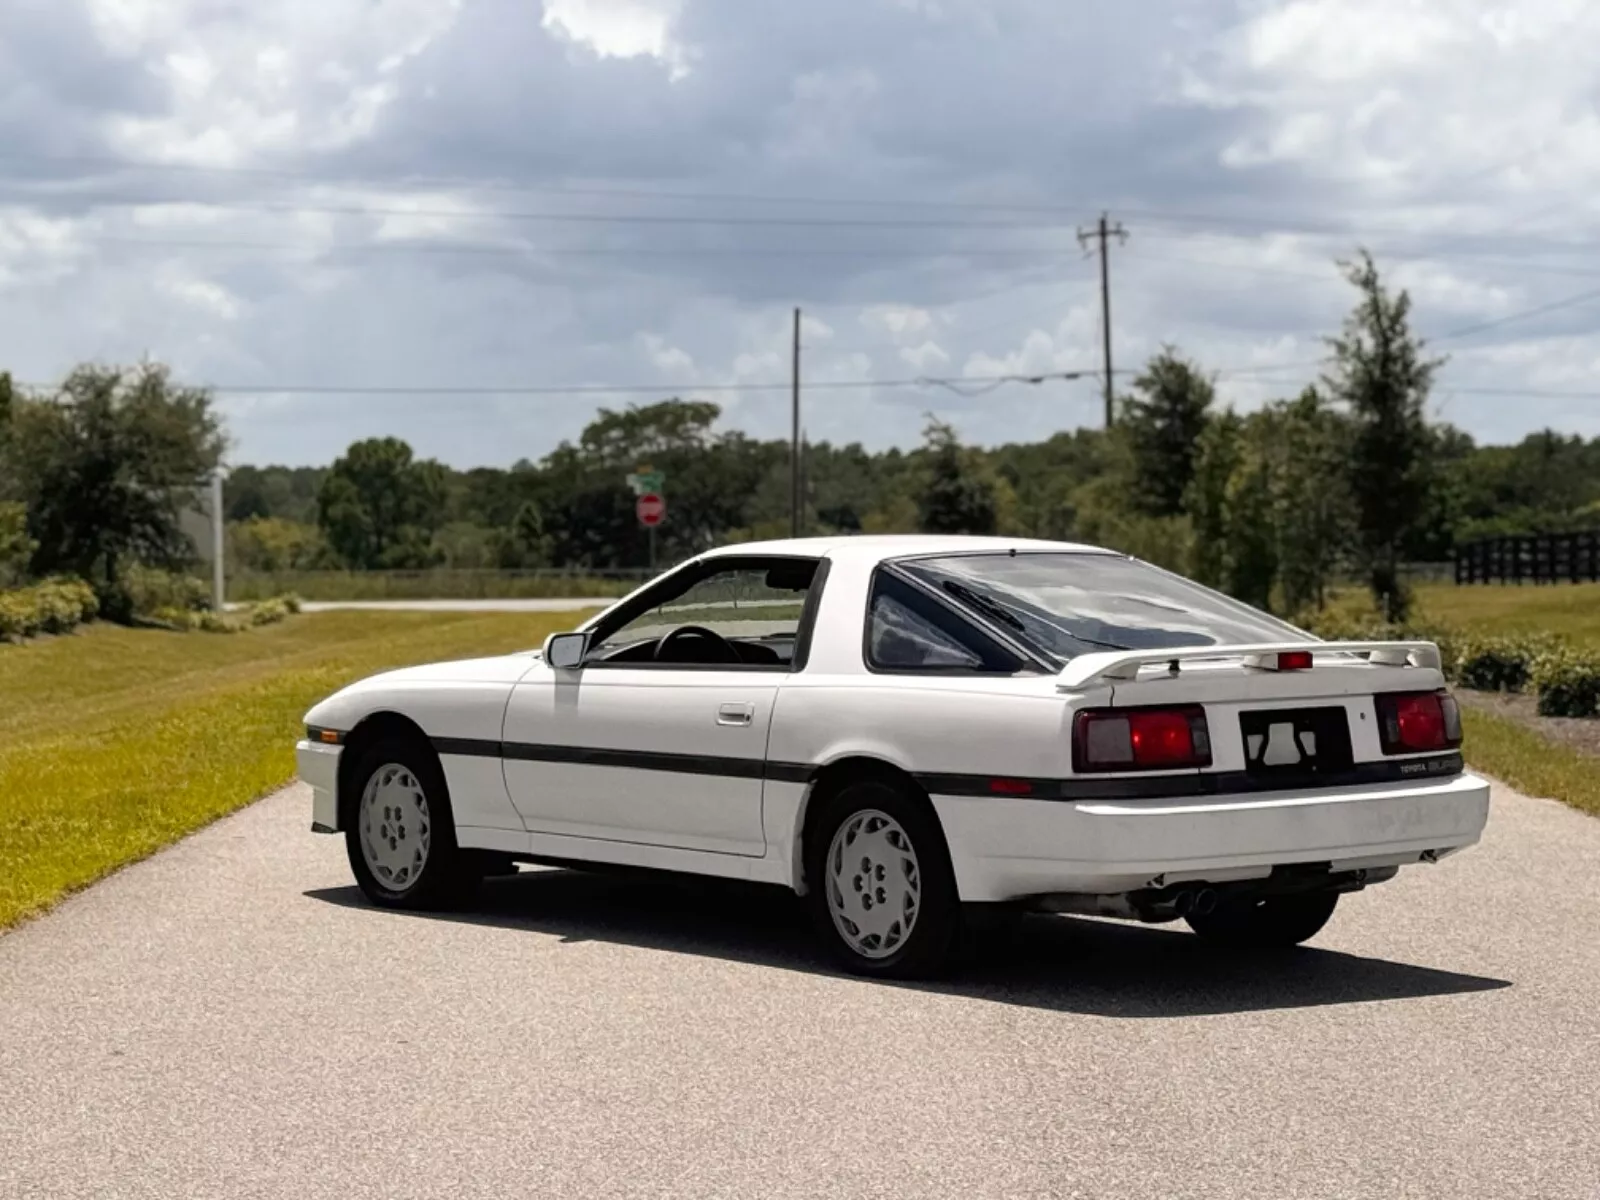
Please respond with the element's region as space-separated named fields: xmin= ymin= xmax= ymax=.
xmin=716 ymin=703 xmax=754 ymax=727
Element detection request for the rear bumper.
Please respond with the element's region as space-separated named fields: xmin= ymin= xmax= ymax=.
xmin=296 ymin=740 xmax=342 ymax=833
xmin=931 ymin=771 xmax=1491 ymax=902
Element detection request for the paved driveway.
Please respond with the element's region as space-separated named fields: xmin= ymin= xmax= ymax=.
xmin=3 ymin=779 xmax=1598 ymax=1199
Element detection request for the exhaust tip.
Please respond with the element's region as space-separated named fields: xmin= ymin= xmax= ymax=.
xmin=1172 ymin=889 xmax=1195 ymax=917
xmin=1191 ymin=888 xmax=1218 ymax=917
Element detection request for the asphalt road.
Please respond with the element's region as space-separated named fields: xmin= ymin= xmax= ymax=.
xmin=4 ymin=779 xmax=1599 ymax=1199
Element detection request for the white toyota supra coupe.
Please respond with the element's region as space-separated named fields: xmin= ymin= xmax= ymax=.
xmin=297 ymin=535 xmax=1490 ymax=978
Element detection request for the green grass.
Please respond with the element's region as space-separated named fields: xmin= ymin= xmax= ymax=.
xmin=1325 ymin=582 xmax=1600 ymax=816
xmin=229 ymin=569 xmax=644 ymax=602
xmin=0 ymin=610 xmax=582 ymax=929
xmin=1413 ymin=581 xmax=1600 ymax=643
xmin=1460 ymin=707 xmax=1600 ymax=819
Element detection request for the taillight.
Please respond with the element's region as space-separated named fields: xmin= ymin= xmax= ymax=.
xmin=1376 ymin=690 xmax=1462 ymax=754
xmin=1073 ymin=706 xmax=1212 ymax=773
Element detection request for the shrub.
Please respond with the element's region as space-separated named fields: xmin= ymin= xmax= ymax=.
xmin=248 ymin=598 xmax=290 ymax=627
xmin=0 ymin=577 xmax=99 ymax=642
xmin=1531 ymin=649 xmax=1600 ymax=719
xmin=1454 ymin=634 xmax=1562 ymax=693
xmin=125 ymin=566 xmax=210 ymax=619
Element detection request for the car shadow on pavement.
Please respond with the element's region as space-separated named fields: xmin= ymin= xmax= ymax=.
xmin=305 ymin=868 xmax=1511 ymax=1018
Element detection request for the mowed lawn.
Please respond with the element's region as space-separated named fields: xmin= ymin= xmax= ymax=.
xmin=0 ymin=611 xmax=579 ymax=928
xmin=1410 ymin=582 xmax=1600 ymax=818
xmin=1413 ymin=580 xmax=1600 ymax=642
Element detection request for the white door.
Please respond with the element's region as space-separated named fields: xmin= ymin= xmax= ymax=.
xmin=501 ymin=555 xmax=822 ymax=857
xmin=502 ymin=668 xmax=776 ymax=855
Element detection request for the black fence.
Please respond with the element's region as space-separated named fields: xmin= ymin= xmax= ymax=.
xmin=1455 ymin=531 xmax=1600 ymax=585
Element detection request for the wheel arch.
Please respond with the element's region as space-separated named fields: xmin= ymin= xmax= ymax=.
xmin=336 ymin=710 xmax=443 ymax=830
xmin=793 ymin=754 xmax=951 ymax=896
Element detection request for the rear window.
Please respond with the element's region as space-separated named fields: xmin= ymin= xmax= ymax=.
xmin=893 ymin=552 xmax=1306 ymax=663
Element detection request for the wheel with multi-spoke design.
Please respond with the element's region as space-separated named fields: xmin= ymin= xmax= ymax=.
xmin=345 ymin=738 xmax=481 ymax=910
xmin=805 ymin=778 xmax=960 ymax=979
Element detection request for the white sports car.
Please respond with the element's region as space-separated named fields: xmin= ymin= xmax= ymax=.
xmin=297 ymin=535 xmax=1490 ymax=978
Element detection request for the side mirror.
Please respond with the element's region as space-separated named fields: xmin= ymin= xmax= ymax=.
xmin=543 ymin=631 xmax=590 ymax=670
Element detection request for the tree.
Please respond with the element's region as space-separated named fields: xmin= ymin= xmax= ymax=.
xmin=1270 ymin=388 xmax=1355 ymax=614
xmin=1324 ymin=250 xmax=1445 ymax=621
xmin=0 ymin=502 xmax=33 ymax=586
xmin=8 ymin=363 xmax=223 ymax=618
xmin=228 ymin=516 xmax=329 ymax=573
xmin=316 ymin=437 xmax=447 ymax=569
xmin=1220 ymin=424 xmax=1278 ymax=610
xmin=915 ymin=419 xmax=997 ymax=535
xmin=1119 ymin=347 xmax=1215 ymax=517
xmin=1184 ymin=411 xmax=1243 ymax=589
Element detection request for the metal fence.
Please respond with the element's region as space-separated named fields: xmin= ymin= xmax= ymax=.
xmin=1455 ymin=532 xmax=1600 ymax=585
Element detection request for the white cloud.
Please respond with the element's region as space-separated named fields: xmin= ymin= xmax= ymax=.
xmin=542 ymin=0 xmax=691 ymax=78
xmin=0 ymin=0 xmax=1593 ymax=463
xmin=640 ymin=332 xmax=695 ymax=374
xmin=898 ymin=340 xmax=949 ymax=372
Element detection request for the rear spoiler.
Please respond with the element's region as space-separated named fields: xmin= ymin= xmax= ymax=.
xmin=1056 ymin=640 xmax=1444 ymax=691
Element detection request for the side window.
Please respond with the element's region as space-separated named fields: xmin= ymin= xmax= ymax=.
xmin=865 ymin=570 xmax=1027 ymax=674
xmin=870 ymin=592 xmax=983 ymax=669
xmin=588 ymin=559 xmax=818 ymax=667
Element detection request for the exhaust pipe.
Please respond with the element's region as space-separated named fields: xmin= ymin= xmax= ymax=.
xmin=1191 ymin=888 xmax=1219 ymax=917
xmin=1172 ymin=890 xmax=1195 ymax=917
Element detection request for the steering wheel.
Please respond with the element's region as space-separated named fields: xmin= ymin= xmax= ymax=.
xmin=653 ymin=624 xmax=741 ymax=664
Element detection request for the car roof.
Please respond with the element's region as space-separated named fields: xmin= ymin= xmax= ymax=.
xmin=697 ymin=533 xmax=1120 ymax=565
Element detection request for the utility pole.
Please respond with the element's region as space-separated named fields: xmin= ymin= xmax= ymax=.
xmin=1077 ymin=212 xmax=1127 ymax=428
xmin=790 ymin=306 xmax=802 ymax=538
xmin=210 ymin=468 xmax=226 ymax=612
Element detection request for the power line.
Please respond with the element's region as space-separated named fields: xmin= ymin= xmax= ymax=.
xmin=11 ymin=152 xmax=1600 ymax=254
xmin=26 ymin=234 xmax=1084 ymax=261
xmin=15 ymin=371 xmax=1095 ymax=399
xmin=0 ymin=150 xmax=1098 ymax=218
xmin=1431 ymin=285 xmax=1600 ymax=342
xmin=7 ymin=194 xmax=1083 ymax=231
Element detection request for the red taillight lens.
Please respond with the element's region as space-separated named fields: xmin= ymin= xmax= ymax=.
xmin=1376 ymin=690 xmax=1462 ymax=754
xmin=1073 ymin=706 xmax=1212 ymax=773
xmin=1277 ymin=650 xmax=1314 ymax=670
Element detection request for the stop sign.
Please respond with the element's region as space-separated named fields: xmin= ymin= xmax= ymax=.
xmin=636 ymin=492 xmax=665 ymax=527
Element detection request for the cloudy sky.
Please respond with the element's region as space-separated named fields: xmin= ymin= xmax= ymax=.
xmin=3 ymin=0 xmax=1599 ymax=467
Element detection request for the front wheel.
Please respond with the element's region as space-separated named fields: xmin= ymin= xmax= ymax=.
xmin=345 ymin=738 xmax=482 ymax=910
xmin=804 ymin=780 xmax=961 ymax=980
xmin=1184 ymin=891 xmax=1339 ymax=949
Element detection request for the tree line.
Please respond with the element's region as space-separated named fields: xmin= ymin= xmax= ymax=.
xmin=3 ymin=250 xmax=1599 ymax=626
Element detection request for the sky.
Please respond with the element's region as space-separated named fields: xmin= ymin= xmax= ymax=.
xmin=2 ymin=0 xmax=1599 ymax=468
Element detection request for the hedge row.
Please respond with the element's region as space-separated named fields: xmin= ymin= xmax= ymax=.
xmin=1297 ymin=611 xmax=1600 ymax=719
xmin=0 ymin=578 xmax=99 ymax=642
xmin=151 ymin=592 xmax=302 ymax=633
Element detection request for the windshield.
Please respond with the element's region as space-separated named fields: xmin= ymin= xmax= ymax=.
xmin=893 ymin=552 xmax=1307 ymax=663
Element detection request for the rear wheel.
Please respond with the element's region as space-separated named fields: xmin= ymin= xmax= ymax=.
xmin=1184 ymin=891 xmax=1339 ymax=949
xmin=345 ymin=738 xmax=482 ymax=910
xmin=805 ymin=779 xmax=960 ymax=980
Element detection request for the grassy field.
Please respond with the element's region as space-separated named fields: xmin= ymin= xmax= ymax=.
xmin=1413 ymin=581 xmax=1600 ymax=641
xmin=1321 ymin=580 xmax=1600 ymax=642
xmin=1460 ymin=707 xmax=1600 ymax=818
xmin=228 ymin=569 xmax=646 ymax=603
xmin=0 ymin=610 xmax=580 ymax=929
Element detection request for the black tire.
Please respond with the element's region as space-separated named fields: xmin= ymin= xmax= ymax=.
xmin=344 ymin=736 xmax=482 ymax=911
xmin=1184 ymin=891 xmax=1339 ymax=949
xmin=804 ymin=778 xmax=961 ymax=980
